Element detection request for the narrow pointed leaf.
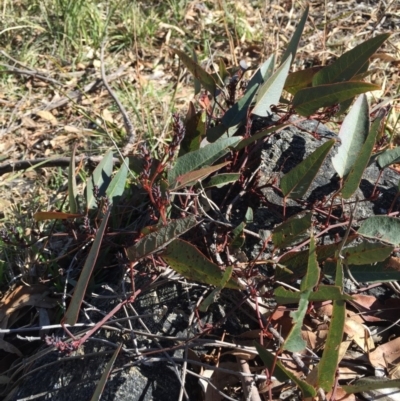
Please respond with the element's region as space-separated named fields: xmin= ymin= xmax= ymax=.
xmin=280 ymin=140 xmax=335 ymax=199
xmin=168 ymin=137 xmax=241 ymax=187
xmin=283 ymin=290 xmax=310 ymax=352
xmin=377 ymin=146 xmax=400 ymax=169
xmin=284 ymin=236 xmax=319 ymax=353
xmin=246 ymin=55 xmax=275 ymax=94
xmin=222 ymin=83 xmax=259 ymax=128
xmin=284 ymin=67 xmax=323 ymax=95
xmin=272 ymin=212 xmax=312 ymax=248
xmin=172 ymin=161 xmax=230 ymax=190
xmin=332 ymin=95 xmax=369 ymax=178
xmin=230 ymin=222 xmax=246 ymax=249
xmin=64 ymin=206 xmax=111 ymax=325
xmin=199 ymin=266 xmax=234 ymax=312
xmin=191 ymin=48 xmax=201 ymax=95
xmin=172 ymin=48 xmax=216 ymax=96
xmin=235 ymin=122 xmax=290 ymax=150
xmin=180 ymin=108 xmax=205 ymax=156
xmin=252 ymin=55 xmax=292 ymax=117
xmin=341 ymin=102 xmax=378 ymax=199
xmin=280 ymin=5 xmax=309 ymax=67
xmin=318 ymin=258 xmax=345 ymax=391
xmin=91 ymin=343 xmax=122 ymax=401
xmin=68 ymin=145 xmax=78 ymax=214
xmin=301 ymin=234 xmax=320 ymax=291
xmin=275 ymin=285 xmax=351 ymax=304
xmin=34 ymin=211 xmax=83 ymax=221
xmin=343 ymin=378 xmax=400 ymax=394
xmin=313 ymin=33 xmax=390 ymax=86
xmin=106 ymin=158 xmax=129 ymax=203
xmin=293 ymin=82 xmax=379 ymax=116
xmin=127 ymin=215 xmax=198 ymax=260
xmin=85 ymin=150 xmax=113 ymax=210
xmin=204 ymin=173 xmax=240 ymax=188
xmin=343 ymin=241 xmax=394 ymax=265
xmin=358 ymin=216 xmax=400 ymax=246
xmin=254 ymin=343 xmax=316 ymax=398
xmin=161 ymin=239 xmax=242 ymax=289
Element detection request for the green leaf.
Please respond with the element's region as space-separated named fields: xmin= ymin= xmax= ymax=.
xmin=222 ymin=83 xmax=259 ymax=128
xmin=204 ymin=173 xmax=240 ymax=188
xmin=161 ymin=239 xmax=242 ymax=289
xmin=171 ymin=161 xmax=231 ymax=190
xmin=301 ymin=234 xmax=320 ymax=291
xmin=272 ymin=212 xmax=312 ymax=248
xmin=230 ymin=222 xmax=245 ymax=249
xmin=284 ymin=236 xmax=319 ymax=353
xmin=358 ymin=216 xmax=400 ymax=246
xmin=274 ymin=285 xmax=351 ymax=304
xmin=343 ymin=241 xmax=394 ymax=265
xmin=280 ymin=5 xmax=309 ymax=67
xmin=179 ymin=106 xmax=205 ymax=156
xmin=246 ymin=55 xmax=275 ymax=95
xmin=245 ymin=207 xmax=253 ymax=224
xmin=324 ymin=258 xmax=400 ymax=283
xmin=284 ymin=67 xmax=323 ymax=95
xmin=90 ymin=343 xmax=122 ymax=401
xmin=283 ymin=290 xmax=309 ymax=352
xmin=254 ymin=343 xmax=316 ymax=398
xmin=292 ymin=82 xmax=379 ymax=117
xmin=168 ymin=137 xmax=241 ymax=187
xmin=85 ymin=150 xmax=113 ymax=211
xmin=106 ymin=158 xmax=129 ymax=203
xmin=332 ymin=95 xmax=369 ymax=179
xmin=127 ymin=215 xmax=198 ymax=260
xmin=377 ymin=146 xmax=400 ymax=169
xmin=235 ymin=122 xmax=291 ymax=151
xmin=312 ymin=33 xmax=390 ymax=86
xmin=64 ymin=206 xmax=111 ymax=325
xmin=199 ymin=266 xmax=234 ymax=312
xmin=342 ymin=378 xmax=400 ymax=394
xmin=252 ymin=55 xmax=292 ymax=117
xmin=171 ymin=48 xmax=216 ymax=95
xmin=68 ymin=145 xmax=78 ymax=214
xmin=318 ymin=258 xmax=345 ymax=391
xmin=341 ymin=103 xmax=378 ymax=199
xmin=317 ymin=300 xmax=345 ymax=391
xmin=280 ymin=140 xmax=335 ymax=199
xmin=276 ymin=236 xmax=357 ymax=281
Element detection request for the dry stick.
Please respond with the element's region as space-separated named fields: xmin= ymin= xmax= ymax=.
xmin=237 ymin=357 xmax=262 ymax=401
xmin=100 ymin=41 xmax=136 ymax=156
xmin=0 ymin=155 xmax=121 ymax=177
xmin=0 ymin=63 xmax=63 ymax=86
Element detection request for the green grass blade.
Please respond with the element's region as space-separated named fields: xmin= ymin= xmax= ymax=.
xmin=64 ymin=205 xmax=111 ymax=326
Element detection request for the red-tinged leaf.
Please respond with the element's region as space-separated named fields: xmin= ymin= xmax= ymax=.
xmin=34 ymin=211 xmax=83 ymax=221
xmin=171 ymin=48 xmax=216 ymax=96
xmin=172 ymin=161 xmax=231 ymax=190
xmin=284 ymin=67 xmax=323 ymax=95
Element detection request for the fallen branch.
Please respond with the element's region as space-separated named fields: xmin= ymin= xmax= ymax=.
xmin=0 ymin=155 xmax=121 ymax=177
